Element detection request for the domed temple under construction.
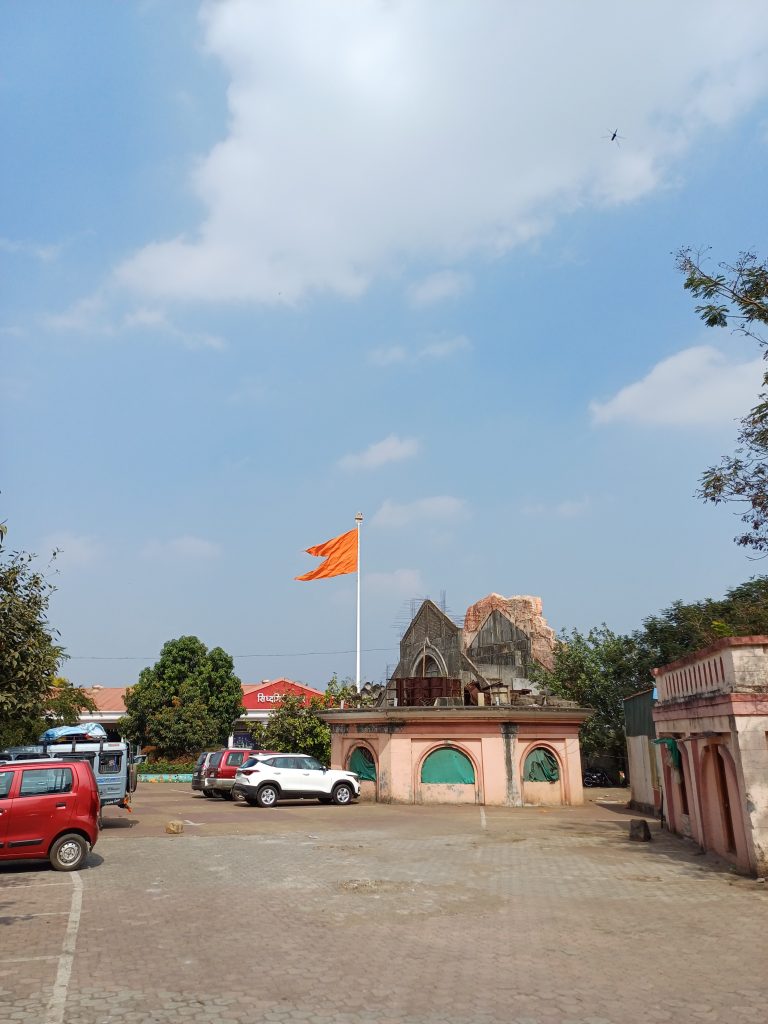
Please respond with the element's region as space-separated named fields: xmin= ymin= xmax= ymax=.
xmin=321 ymin=593 xmax=591 ymax=807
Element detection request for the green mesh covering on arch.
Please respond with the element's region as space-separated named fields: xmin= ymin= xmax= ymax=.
xmin=524 ymin=747 xmax=560 ymax=783
xmin=420 ymin=747 xmax=475 ymax=785
xmin=348 ymin=746 xmax=377 ymax=781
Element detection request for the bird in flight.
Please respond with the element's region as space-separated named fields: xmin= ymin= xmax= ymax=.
xmin=603 ymin=129 xmax=625 ymax=146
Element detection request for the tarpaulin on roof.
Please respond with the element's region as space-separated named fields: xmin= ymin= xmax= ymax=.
xmin=40 ymin=723 xmax=107 ymax=743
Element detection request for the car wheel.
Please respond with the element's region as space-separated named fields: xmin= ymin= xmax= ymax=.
xmin=256 ymin=784 xmax=279 ymax=808
xmin=49 ymin=834 xmax=88 ymax=872
xmin=202 ymin=790 xmax=215 ymax=799
xmin=219 ymin=790 xmax=234 ymax=801
xmin=332 ymin=783 xmax=353 ymax=806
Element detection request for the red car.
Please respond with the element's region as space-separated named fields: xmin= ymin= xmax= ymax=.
xmin=201 ymin=748 xmax=279 ymax=800
xmin=0 ymin=758 xmax=99 ymax=871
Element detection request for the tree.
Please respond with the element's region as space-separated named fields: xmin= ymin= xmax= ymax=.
xmin=637 ymin=575 xmax=768 ymax=666
xmin=0 ymin=545 xmax=66 ymax=747
xmin=253 ymin=693 xmax=333 ymax=764
xmin=120 ymin=636 xmax=243 ymax=758
xmin=677 ymin=248 xmax=768 ymax=553
xmin=536 ymin=578 xmax=768 ymax=772
xmin=533 ymin=627 xmax=647 ymax=771
xmin=46 ymin=676 xmax=97 ymax=729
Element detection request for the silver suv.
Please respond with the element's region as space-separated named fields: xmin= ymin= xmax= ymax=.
xmin=232 ymin=753 xmax=360 ymax=807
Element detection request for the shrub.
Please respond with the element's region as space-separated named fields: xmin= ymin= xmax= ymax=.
xmin=137 ymin=757 xmax=198 ymax=774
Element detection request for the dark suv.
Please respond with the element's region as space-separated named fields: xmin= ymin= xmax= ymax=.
xmin=191 ymin=752 xmax=214 ymax=796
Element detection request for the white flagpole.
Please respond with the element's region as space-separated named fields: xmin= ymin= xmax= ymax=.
xmin=355 ymin=512 xmax=363 ymax=691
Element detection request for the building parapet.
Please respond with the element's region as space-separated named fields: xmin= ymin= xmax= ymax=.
xmin=652 ymin=636 xmax=768 ymax=704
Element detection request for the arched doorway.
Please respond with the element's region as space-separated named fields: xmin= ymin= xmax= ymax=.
xmin=699 ymin=743 xmax=748 ymax=868
xmin=521 ymin=745 xmax=563 ymax=805
xmin=347 ymin=745 xmax=377 ymax=800
xmin=419 ymin=654 xmax=441 ymax=676
xmin=418 ymin=746 xmax=478 ymax=804
xmin=410 ymin=644 xmax=448 ymax=679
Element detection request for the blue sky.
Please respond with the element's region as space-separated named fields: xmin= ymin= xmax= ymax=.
xmin=3 ymin=1 xmax=768 ymax=689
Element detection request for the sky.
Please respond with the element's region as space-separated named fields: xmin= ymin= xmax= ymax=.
xmin=3 ymin=1 xmax=768 ymax=690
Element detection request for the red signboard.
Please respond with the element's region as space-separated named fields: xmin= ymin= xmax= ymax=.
xmin=241 ymin=679 xmax=325 ymax=711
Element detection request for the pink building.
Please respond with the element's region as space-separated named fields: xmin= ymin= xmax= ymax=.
xmin=321 ymin=704 xmax=589 ymax=807
xmin=652 ymin=637 xmax=768 ymax=876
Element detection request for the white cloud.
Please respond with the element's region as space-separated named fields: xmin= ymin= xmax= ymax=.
xmin=373 ymin=496 xmax=468 ymax=528
xmin=43 ymin=295 xmax=114 ymax=334
xmin=419 ymin=336 xmax=471 ymax=360
xmin=368 ymin=335 xmax=470 ymax=367
xmin=590 ymin=346 xmax=764 ymax=427
xmin=366 ymin=568 xmax=425 ymax=594
xmin=142 ymin=536 xmax=221 ymax=560
xmin=369 ymin=345 xmax=408 ymax=367
xmin=42 ymin=295 xmax=225 ymax=350
xmin=41 ymin=533 xmax=104 ymax=568
xmin=122 ymin=307 xmax=226 ymax=350
xmin=0 ymin=236 xmax=61 ymax=262
xmin=339 ymin=434 xmax=420 ymax=471
xmin=555 ymin=498 xmax=591 ymax=519
xmin=407 ymin=271 xmax=471 ymax=307
xmin=114 ymin=2 xmax=768 ymax=305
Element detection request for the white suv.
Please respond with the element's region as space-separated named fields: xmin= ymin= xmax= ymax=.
xmin=232 ymin=753 xmax=360 ymax=807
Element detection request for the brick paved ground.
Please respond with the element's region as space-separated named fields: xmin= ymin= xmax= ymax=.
xmin=1 ymin=787 xmax=766 ymax=1024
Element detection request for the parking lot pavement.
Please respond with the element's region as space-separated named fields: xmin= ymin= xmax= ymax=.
xmin=2 ymin=788 xmax=767 ymax=1024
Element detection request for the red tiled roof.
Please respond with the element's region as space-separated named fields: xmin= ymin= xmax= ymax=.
xmin=83 ymin=686 xmax=129 ymax=713
xmin=243 ymin=678 xmax=324 ymax=697
xmin=82 ymin=679 xmax=324 ymax=716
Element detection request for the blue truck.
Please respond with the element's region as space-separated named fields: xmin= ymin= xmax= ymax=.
xmin=0 ymin=725 xmax=143 ymax=814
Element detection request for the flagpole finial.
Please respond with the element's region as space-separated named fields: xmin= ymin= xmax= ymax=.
xmin=355 ymin=512 xmax=363 ymax=523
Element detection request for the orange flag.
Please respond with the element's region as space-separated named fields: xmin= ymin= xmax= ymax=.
xmin=294 ymin=528 xmax=358 ymax=581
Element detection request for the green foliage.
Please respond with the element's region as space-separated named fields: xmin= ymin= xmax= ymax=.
xmin=537 ymin=577 xmax=768 ymax=767
xmin=323 ymin=673 xmax=375 ymax=707
xmin=638 ymin=576 xmax=768 ymax=665
xmin=137 ymin=757 xmax=198 ymax=774
xmin=46 ymin=677 xmax=97 ymax=727
xmin=251 ymin=692 xmax=332 ymax=764
xmin=677 ymin=248 xmax=768 ymax=552
xmin=0 ymin=545 xmax=66 ymax=747
xmin=120 ymin=636 xmax=243 ymax=758
xmin=677 ymin=248 xmax=768 ymax=338
xmin=534 ymin=627 xmax=647 ymax=768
